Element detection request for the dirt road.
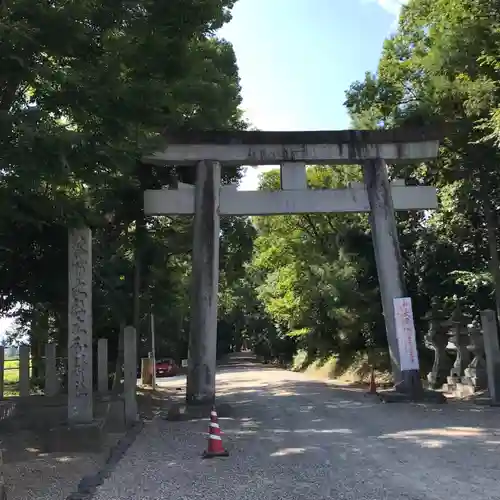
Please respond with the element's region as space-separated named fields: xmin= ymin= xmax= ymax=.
xmin=93 ymin=358 xmax=500 ymax=500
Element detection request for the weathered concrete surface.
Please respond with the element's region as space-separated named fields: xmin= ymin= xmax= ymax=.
xmin=68 ymin=227 xmax=93 ymax=424
xmin=142 ymin=128 xmax=440 ymax=166
xmin=144 ymin=184 xmax=438 ymax=216
xmin=94 ymin=358 xmax=500 ymax=500
xmin=45 ymin=342 xmax=60 ymax=396
xmin=481 ymin=310 xmax=500 ymax=404
xmin=143 ymin=141 xmax=439 ymax=166
xmin=363 ymin=158 xmax=422 ymax=393
xmin=19 ymin=344 xmax=30 ymax=397
xmin=123 ymin=326 xmax=139 ymax=424
xmin=98 ymin=338 xmax=109 ymax=395
xmin=280 ymin=162 xmax=307 ymax=190
xmin=160 ymin=128 xmax=442 ymax=145
xmin=186 ymin=161 xmax=221 ymax=405
xmin=43 ymin=421 xmax=104 ymax=453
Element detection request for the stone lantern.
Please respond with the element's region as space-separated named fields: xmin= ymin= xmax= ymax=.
xmin=463 ymin=320 xmax=487 ymax=391
xmin=445 ymin=304 xmax=471 ymax=386
xmin=423 ymin=301 xmax=451 ymax=389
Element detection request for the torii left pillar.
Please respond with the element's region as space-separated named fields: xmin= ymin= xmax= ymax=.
xmin=186 ymin=160 xmax=221 ymax=405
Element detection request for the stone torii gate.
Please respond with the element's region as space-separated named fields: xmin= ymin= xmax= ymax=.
xmin=142 ymin=129 xmax=440 ymax=404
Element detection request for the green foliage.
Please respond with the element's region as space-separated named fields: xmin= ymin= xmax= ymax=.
xmin=5 ymin=0 xmax=500 ymax=383
xmin=243 ymin=0 xmax=500 ymax=374
xmin=245 ymin=167 xmax=384 ymax=364
xmin=0 ymin=0 xmax=246 ymax=366
xmin=341 ymin=0 xmax=500 ymax=355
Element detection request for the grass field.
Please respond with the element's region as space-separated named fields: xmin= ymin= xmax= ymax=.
xmin=4 ymin=358 xmax=21 ymax=396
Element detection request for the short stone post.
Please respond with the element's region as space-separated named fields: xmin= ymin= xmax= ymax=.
xmin=480 ymin=310 xmax=500 ymax=404
xmin=45 ymin=343 xmax=59 ymax=397
xmin=19 ymin=345 xmax=30 ymax=397
xmin=123 ymin=326 xmax=138 ymax=424
xmin=0 ymin=347 xmax=4 ymax=399
xmin=97 ymin=338 xmax=108 ymax=394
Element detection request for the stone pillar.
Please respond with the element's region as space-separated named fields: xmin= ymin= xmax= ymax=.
xmin=280 ymin=162 xmax=307 ymax=190
xmin=123 ymin=326 xmax=138 ymax=423
xmin=480 ymin=310 xmax=500 ymax=404
xmin=68 ymin=227 xmax=93 ymax=424
xmin=186 ymin=160 xmax=221 ymax=405
xmin=448 ymin=306 xmax=470 ymax=380
xmin=97 ymin=338 xmax=108 ymax=394
xmin=0 ymin=346 xmax=4 ymax=399
xmin=463 ymin=322 xmax=487 ymax=391
xmin=363 ymin=158 xmax=420 ymax=392
xmin=19 ymin=345 xmax=30 ymax=397
xmin=45 ymin=343 xmax=59 ymax=397
xmin=424 ymin=318 xmax=449 ymax=389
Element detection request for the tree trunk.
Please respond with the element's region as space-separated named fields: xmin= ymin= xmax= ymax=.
xmin=133 ymin=240 xmax=141 ymax=334
xmin=483 ymin=195 xmax=500 ymax=321
xmin=133 ymin=161 xmax=150 ymax=351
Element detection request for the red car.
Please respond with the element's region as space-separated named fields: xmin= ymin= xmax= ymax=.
xmin=153 ymin=358 xmax=178 ymax=377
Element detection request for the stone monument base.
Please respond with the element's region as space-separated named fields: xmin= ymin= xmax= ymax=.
xmin=442 ymin=381 xmax=476 ymax=398
xmin=377 ymin=388 xmax=447 ymax=403
xmin=42 ymin=420 xmax=105 ymax=453
xmin=375 ymin=369 xmax=447 ymax=403
xmin=377 ymin=378 xmax=447 ymax=404
xmin=164 ymin=402 xmax=232 ymax=421
xmin=99 ymin=396 xmax=127 ymax=432
xmin=472 ymin=396 xmax=500 ymax=407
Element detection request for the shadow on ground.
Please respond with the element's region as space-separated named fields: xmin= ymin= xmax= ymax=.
xmin=151 ymin=354 xmax=500 ymax=489
xmin=210 ymin=371 xmax=500 ymax=459
xmin=89 ymin=358 xmax=500 ymax=500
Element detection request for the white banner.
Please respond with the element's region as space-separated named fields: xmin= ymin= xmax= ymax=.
xmin=181 ymin=359 xmax=188 ymax=368
xmin=393 ymin=297 xmax=419 ymax=371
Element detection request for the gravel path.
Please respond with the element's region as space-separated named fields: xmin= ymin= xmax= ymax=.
xmin=93 ymin=363 xmax=500 ymax=500
xmin=2 ymin=431 xmax=124 ymax=500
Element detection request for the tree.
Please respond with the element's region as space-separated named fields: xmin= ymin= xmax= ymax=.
xmin=344 ymin=0 xmax=500 ymax=323
xmin=245 ymin=1 xmax=500 ymax=375
xmin=0 ymin=0 xmax=246 ymax=377
xmin=244 ymin=167 xmax=388 ymax=368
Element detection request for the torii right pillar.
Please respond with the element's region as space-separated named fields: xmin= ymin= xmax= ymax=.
xmin=363 ymin=158 xmax=444 ymax=402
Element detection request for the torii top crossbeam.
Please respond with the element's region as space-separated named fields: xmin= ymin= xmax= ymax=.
xmin=141 ymin=128 xmax=440 ymax=166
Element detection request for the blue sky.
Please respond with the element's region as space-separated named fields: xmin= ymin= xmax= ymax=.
xmin=0 ymin=0 xmax=406 ymax=338
xmin=218 ymin=0 xmax=406 ymax=189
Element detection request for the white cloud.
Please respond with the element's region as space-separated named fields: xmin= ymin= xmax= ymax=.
xmin=366 ymin=0 xmax=408 ymax=17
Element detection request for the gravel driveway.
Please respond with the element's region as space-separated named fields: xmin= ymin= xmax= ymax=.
xmin=93 ymin=362 xmax=500 ymax=500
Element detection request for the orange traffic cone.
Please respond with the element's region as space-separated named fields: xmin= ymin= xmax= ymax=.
xmin=368 ymin=367 xmax=377 ymax=394
xmin=202 ymin=406 xmax=229 ymax=458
